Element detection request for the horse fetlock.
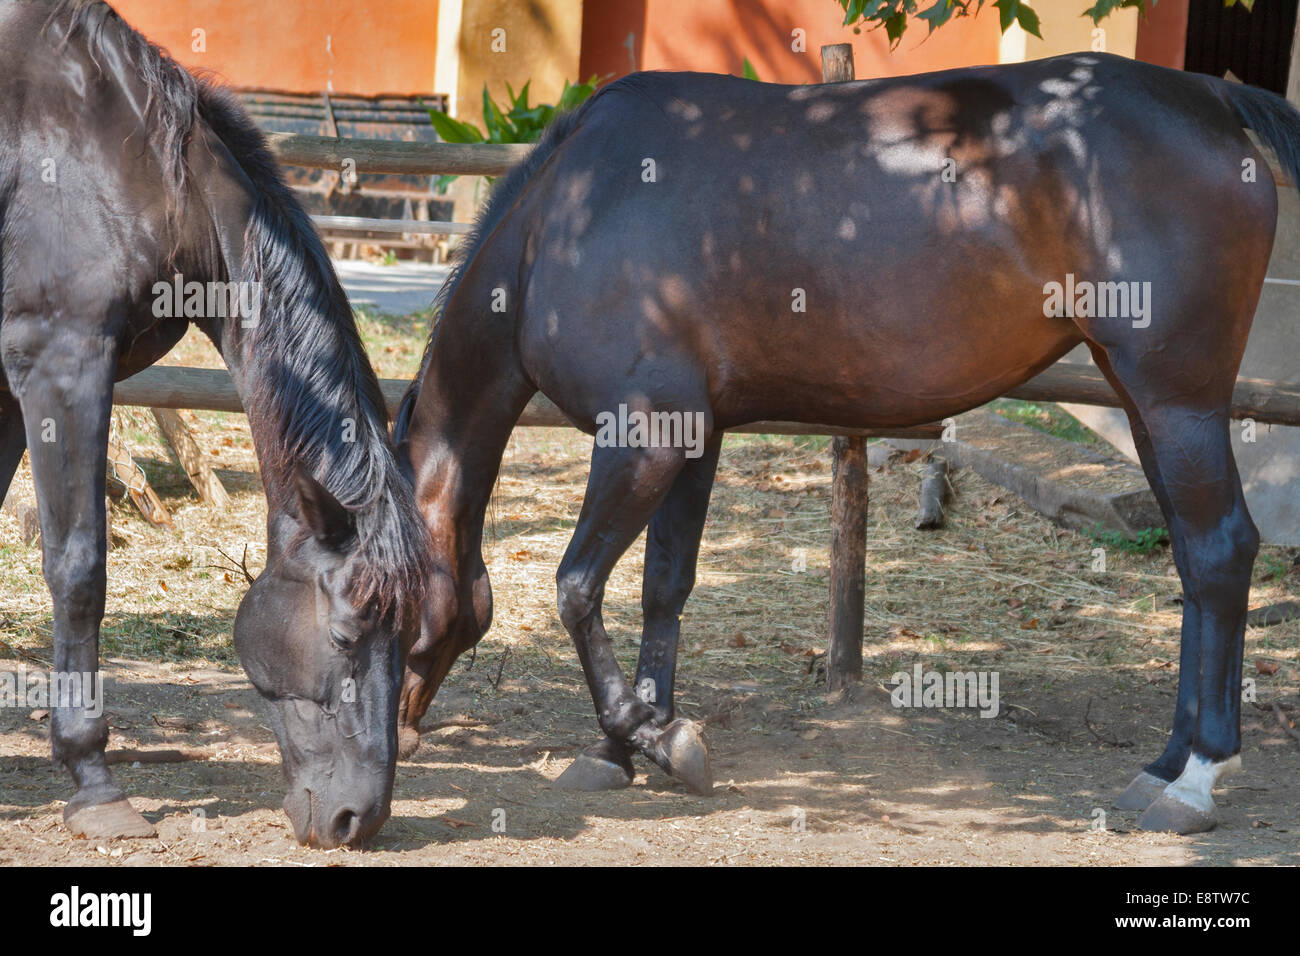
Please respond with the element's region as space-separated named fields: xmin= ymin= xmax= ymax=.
xmin=397 ymin=723 xmax=421 ymax=760
xmin=51 ymin=713 xmax=110 ymax=768
xmin=598 ymin=695 xmax=657 ymax=742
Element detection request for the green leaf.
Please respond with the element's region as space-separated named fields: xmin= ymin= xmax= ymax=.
xmin=884 ymin=10 xmax=908 ymax=46
xmin=427 ymin=109 xmax=483 ymax=144
xmin=1082 ymin=0 xmax=1120 ymax=23
xmin=995 ymin=0 xmax=1018 ymax=33
xmin=742 ymin=57 xmax=760 ymax=81
xmin=1015 ymin=3 xmax=1042 ymax=37
xmin=482 ymin=86 xmax=517 ymax=143
xmin=918 ymin=0 xmax=956 ymax=31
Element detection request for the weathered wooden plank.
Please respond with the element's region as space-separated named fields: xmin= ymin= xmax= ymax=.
xmin=152 ymin=408 xmax=231 ymax=509
xmin=266 ymin=132 xmax=529 ymax=177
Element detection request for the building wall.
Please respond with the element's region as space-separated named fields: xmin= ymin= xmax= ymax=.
xmin=1021 ymin=1 xmax=1138 ymax=60
xmin=454 ymin=0 xmax=583 ymax=125
xmin=110 ymin=0 xmax=440 ymax=95
xmin=579 ymin=0 xmax=1003 ymax=84
xmin=1134 ymin=0 xmax=1189 ymax=69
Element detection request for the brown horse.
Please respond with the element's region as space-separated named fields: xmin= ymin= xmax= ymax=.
xmin=395 ymin=52 xmax=1296 ymax=834
xmin=1 ymin=1 xmax=431 ymax=846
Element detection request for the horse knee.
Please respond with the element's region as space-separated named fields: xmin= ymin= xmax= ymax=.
xmin=557 ymin=569 xmax=598 ymax=631
xmin=43 ymin=536 xmax=106 ymax=624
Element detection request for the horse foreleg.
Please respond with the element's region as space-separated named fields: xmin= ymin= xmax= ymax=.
xmin=2 ymin=328 xmax=154 ymax=838
xmin=556 ymin=434 xmax=721 ymax=792
xmin=554 ymin=438 xmax=714 ymax=795
xmin=0 ymin=392 xmax=26 ymax=503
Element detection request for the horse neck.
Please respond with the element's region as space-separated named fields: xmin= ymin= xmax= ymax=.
xmin=409 ymin=272 xmax=536 ymax=585
xmin=194 ymin=142 xmax=390 ymax=523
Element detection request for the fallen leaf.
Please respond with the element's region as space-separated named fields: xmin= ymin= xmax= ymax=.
xmin=728 ymin=632 xmax=747 ymax=648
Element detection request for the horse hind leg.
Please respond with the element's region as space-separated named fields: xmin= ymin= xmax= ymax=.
xmin=1 ymin=324 xmax=155 ymax=839
xmin=1095 ymin=361 xmax=1255 ymax=833
xmin=1086 ymin=350 xmax=1201 ymax=812
xmin=556 ymin=434 xmax=722 ymax=792
xmin=554 ymin=431 xmax=714 ymax=796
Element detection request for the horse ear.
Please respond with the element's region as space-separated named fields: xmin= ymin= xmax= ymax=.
xmin=293 ymin=465 xmax=356 ymax=552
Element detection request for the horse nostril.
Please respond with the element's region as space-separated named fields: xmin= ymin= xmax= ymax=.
xmin=329 ymin=808 xmax=362 ymax=846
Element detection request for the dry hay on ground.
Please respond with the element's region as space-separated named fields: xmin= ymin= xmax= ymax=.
xmin=1 ymin=354 xmax=1297 ymax=865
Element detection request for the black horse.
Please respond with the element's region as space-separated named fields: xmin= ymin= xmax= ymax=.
xmin=395 ymin=53 xmax=1299 ymax=835
xmin=0 ymin=0 xmax=431 ymax=847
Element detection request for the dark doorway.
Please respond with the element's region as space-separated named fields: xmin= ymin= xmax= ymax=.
xmin=1184 ymin=0 xmax=1299 ymax=93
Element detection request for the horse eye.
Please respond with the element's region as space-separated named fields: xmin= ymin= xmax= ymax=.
xmin=328 ymin=627 xmax=359 ymax=653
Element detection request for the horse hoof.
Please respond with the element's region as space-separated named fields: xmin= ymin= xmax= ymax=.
xmin=64 ymin=799 xmax=156 ymax=840
xmin=1115 ymin=771 xmax=1172 ymax=811
xmin=1136 ymin=793 xmax=1217 ymax=835
xmin=655 ymin=719 xmax=712 ymax=796
xmin=554 ymin=753 xmax=634 ymax=791
xmin=398 ymin=726 xmax=421 ymax=760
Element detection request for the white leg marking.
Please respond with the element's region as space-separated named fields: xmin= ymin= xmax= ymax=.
xmin=1162 ymin=754 xmax=1241 ymax=813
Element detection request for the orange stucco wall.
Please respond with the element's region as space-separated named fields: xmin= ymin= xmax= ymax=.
xmin=1134 ymin=0 xmax=1188 ymax=70
xmin=579 ymin=0 xmax=1004 ymax=84
xmin=109 ymin=0 xmax=440 ymax=95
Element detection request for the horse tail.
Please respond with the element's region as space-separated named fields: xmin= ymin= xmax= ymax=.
xmin=1217 ymin=79 xmax=1300 ymax=196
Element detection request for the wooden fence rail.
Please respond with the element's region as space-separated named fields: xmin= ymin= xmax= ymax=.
xmin=267 ymin=132 xmax=528 ymax=177
xmin=112 ymin=362 xmax=1300 ymax=430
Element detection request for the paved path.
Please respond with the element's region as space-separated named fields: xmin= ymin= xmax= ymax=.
xmin=335 ymin=260 xmax=450 ymax=315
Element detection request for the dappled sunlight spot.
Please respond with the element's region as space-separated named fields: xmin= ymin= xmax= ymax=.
xmin=805 ymin=101 xmax=837 ymax=124
xmin=657 ymin=275 xmax=692 ymax=312
xmin=665 ymin=99 xmax=702 ymax=122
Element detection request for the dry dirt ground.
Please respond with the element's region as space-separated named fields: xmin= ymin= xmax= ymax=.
xmin=1 ymin=334 xmax=1298 ymax=866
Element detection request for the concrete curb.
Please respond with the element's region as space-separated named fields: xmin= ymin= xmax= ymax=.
xmin=882 ymin=410 xmax=1163 ymax=537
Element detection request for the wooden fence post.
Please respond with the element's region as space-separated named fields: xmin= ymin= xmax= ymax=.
xmin=820 ymin=43 xmax=855 ymax=84
xmin=828 ymin=436 xmax=868 ymax=689
xmin=821 ymin=43 xmax=866 ymax=691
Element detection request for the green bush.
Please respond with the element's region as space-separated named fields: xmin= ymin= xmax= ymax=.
xmin=425 ymin=77 xmax=603 ymax=193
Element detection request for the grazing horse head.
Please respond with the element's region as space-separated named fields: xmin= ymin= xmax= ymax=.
xmin=0 ymin=0 xmax=431 ymax=846
xmin=234 ymin=467 xmax=417 ymax=848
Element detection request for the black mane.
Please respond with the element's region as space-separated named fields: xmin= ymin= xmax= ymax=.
xmin=53 ymin=0 xmax=432 ymax=615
